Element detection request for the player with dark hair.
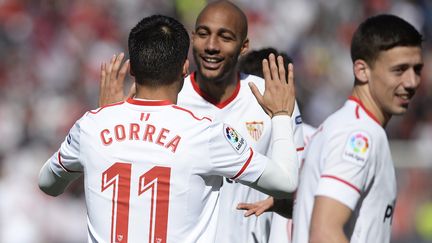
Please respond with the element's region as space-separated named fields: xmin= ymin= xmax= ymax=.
xmin=293 ymin=14 xmax=423 ymax=243
xmin=238 ymin=47 xmax=316 ymax=243
xmin=98 ymin=1 xmax=305 ymax=242
xmin=127 ymin=15 xmax=190 ymax=87
xmin=39 ymin=14 xmax=299 ymax=242
xmin=239 ymin=48 xmax=293 ymax=79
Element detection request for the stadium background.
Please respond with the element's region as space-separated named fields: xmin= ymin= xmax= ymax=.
xmin=0 ymin=0 xmax=430 ymax=242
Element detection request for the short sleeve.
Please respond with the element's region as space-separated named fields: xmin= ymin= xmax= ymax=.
xmin=208 ymin=122 xmax=268 ymax=183
xmin=315 ymin=129 xmax=373 ymax=210
xmin=49 ymin=117 xmax=84 ymax=179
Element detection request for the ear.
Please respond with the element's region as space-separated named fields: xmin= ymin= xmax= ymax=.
xmin=182 ymin=59 xmax=190 ymax=78
xmin=240 ymin=37 xmax=250 ymax=55
xmin=353 ymin=59 xmax=369 ymax=83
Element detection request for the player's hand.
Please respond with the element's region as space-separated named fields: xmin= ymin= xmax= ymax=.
xmin=99 ymin=53 xmax=135 ymax=107
xmin=236 ymin=197 xmax=275 ymax=217
xmin=249 ymin=53 xmax=295 ymax=118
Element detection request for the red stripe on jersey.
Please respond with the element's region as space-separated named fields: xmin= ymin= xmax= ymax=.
xmin=190 ymin=72 xmax=241 ymax=109
xmin=231 ymin=148 xmax=253 ymax=180
xmin=127 ymin=98 xmax=173 ymax=106
xmin=348 ymin=96 xmax=380 ymax=125
xmin=296 ymin=147 xmax=304 ymax=152
xmin=321 ymin=175 xmax=361 ymax=194
xmin=57 ymin=152 xmax=82 ymax=173
xmin=171 ymin=105 xmax=212 ymax=122
xmin=89 ymin=101 xmax=125 ymax=114
xmin=355 ymin=105 xmax=360 ymax=119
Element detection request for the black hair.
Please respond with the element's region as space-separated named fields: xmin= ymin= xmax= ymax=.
xmin=239 ymin=47 xmax=293 ymax=78
xmin=351 ymin=14 xmax=423 ymax=66
xmin=128 ymin=15 xmax=190 ymax=86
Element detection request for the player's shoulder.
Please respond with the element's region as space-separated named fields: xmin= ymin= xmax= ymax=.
xmin=86 ymin=101 xmax=126 ymax=116
xmin=321 ymin=103 xmax=384 ymax=148
xmin=170 ymin=105 xmax=213 ymax=124
xmin=240 ymin=72 xmax=264 ymax=87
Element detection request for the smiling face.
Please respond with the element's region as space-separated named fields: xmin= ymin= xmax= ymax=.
xmin=365 ymin=46 xmax=423 ymax=117
xmin=192 ymin=2 xmax=248 ymax=83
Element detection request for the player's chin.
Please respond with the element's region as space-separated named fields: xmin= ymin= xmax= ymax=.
xmin=200 ymin=68 xmax=224 ymax=83
xmin=390 ymin=105 xmax=409 ymax=116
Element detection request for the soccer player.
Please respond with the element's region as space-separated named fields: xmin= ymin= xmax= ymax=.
xmin=39 ymin=14 xmax=299 ymax=243
xmin=292 ymin=14 xmax=423 ymax=243
xmin=98 ymin=1 xmax=305 ymax=242
xmin=237 ymin=47 xmax=316 ymax=243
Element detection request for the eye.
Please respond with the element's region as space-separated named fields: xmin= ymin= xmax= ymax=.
xmin=195 ymin=29 xmax=209 ymax=38
xmin=198 ymin=32 xmax=208 ymax=38
xmin=220 ymin=34 xmax=234 ymax=41
xmin=393 ymin=68 xmax=404 ymax=75
xmin=414 ymin=64 xmax=423 ymax=76
xmin=392 ymin=65 xmax=407 ymax=76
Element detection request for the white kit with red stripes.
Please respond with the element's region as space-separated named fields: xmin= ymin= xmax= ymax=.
xmin=47 ymin=98 xmax=269 ymax=243
xmin=292 ymin=97 xmax=397 ymax=243
xmin=178 ymin=72 xmax=305 ymax=243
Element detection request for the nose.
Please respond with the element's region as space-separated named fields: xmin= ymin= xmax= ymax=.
xmin=404 ymin=68 xmax=421 ymax=90
xmin=205 ymin=35 xmax=220 ymax=55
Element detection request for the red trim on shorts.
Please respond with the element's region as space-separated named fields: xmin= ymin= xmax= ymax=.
xmin=321 ymin=174 xmax=361 ymax=194
xmin=296 ymin=147 xmax=304 ymax=152
xmin=89 ymin=101 xmax=124 ymax=114
xmin=348 ymin=96 xmax=380 ymax=125
xmin=190 ymin=72 xmax=241 ymax=109
xmin=57 ymin=152 xmax=82 ymax=173
xmin=127 ymin=98 xmax=173 ymax=106
xmin=171 ymin=105 xmax=212 ymax=122
xmin=231 ymin=148 xmax=253 ymax=180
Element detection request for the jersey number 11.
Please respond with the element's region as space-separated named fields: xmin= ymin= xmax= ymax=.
xmin=102 ymin=162 xmax=171 ymax=243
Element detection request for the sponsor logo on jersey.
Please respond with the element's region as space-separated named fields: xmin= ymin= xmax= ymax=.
xmin=245 ymin=121 xmax=264 ymax=141
xmin=224 ymin=124 xmax=247 ymax=154
xmin=383 ymin=202 xmax=395 ymax=224
xmin=342 ymin=131 xmax=371 ymax=164
xmin=295 ymin=115 xmax=303 ymax=125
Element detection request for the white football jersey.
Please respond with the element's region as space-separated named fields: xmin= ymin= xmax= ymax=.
xmin=47 ymin=98 xmax=270 ymax=243
xmin=178 ymin=72 xmax=304 ymax=243
xmin=293 ymin=97 xmax=397 ymax=243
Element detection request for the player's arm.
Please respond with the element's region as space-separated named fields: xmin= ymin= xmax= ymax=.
xmin=99 ymin=53 xmax=135 ymax=107
xmin=246 ymin=54 xmax=299 ymax=198
xmin=237 ymin=197 xmax=293 ymax=218
xmin=244 ymin=115 xmax=297 ymax=198
xmin=309 ymin=196 xmax=351 ymax=243
xmin=308 ymin=129 xmax=372 ymax=242
xmin=38 ymin=119 xmax=83 ymax=196
xmin=39 ymin=160 xmax=80 ymax=196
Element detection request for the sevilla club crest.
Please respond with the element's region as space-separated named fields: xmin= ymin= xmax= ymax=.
xmin=246 ymin=121 xmax=264 ymax=141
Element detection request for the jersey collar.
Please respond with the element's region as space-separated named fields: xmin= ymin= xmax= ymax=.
xmin=348 ymin=96 xmax=380 ymax=125
xmin=190 ymin=72 xmax=241 ymax=109
xmin=127 ymin=97 xmax=173 ymax=106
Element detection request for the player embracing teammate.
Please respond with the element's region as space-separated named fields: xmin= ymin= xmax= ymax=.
xmin=39 ymin=1 xmax=424 ymax=243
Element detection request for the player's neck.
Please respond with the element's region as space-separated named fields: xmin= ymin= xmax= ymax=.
xmin=351 ymin=87 xmax=391 ymax=127
xmin=135 ymin=82 xmax=181 ymax=104
xmin=195 ymin=71 xmax=238 ymax=104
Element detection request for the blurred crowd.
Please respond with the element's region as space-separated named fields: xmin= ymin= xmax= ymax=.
xmin=0 ymin=0 xmax=431 ymax=242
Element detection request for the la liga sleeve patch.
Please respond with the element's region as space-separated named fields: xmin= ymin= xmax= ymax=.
xmin=223 ymin=124 xmax=247 ymax=154
xmin=342 ymin=131 xmax=371 ymax=165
